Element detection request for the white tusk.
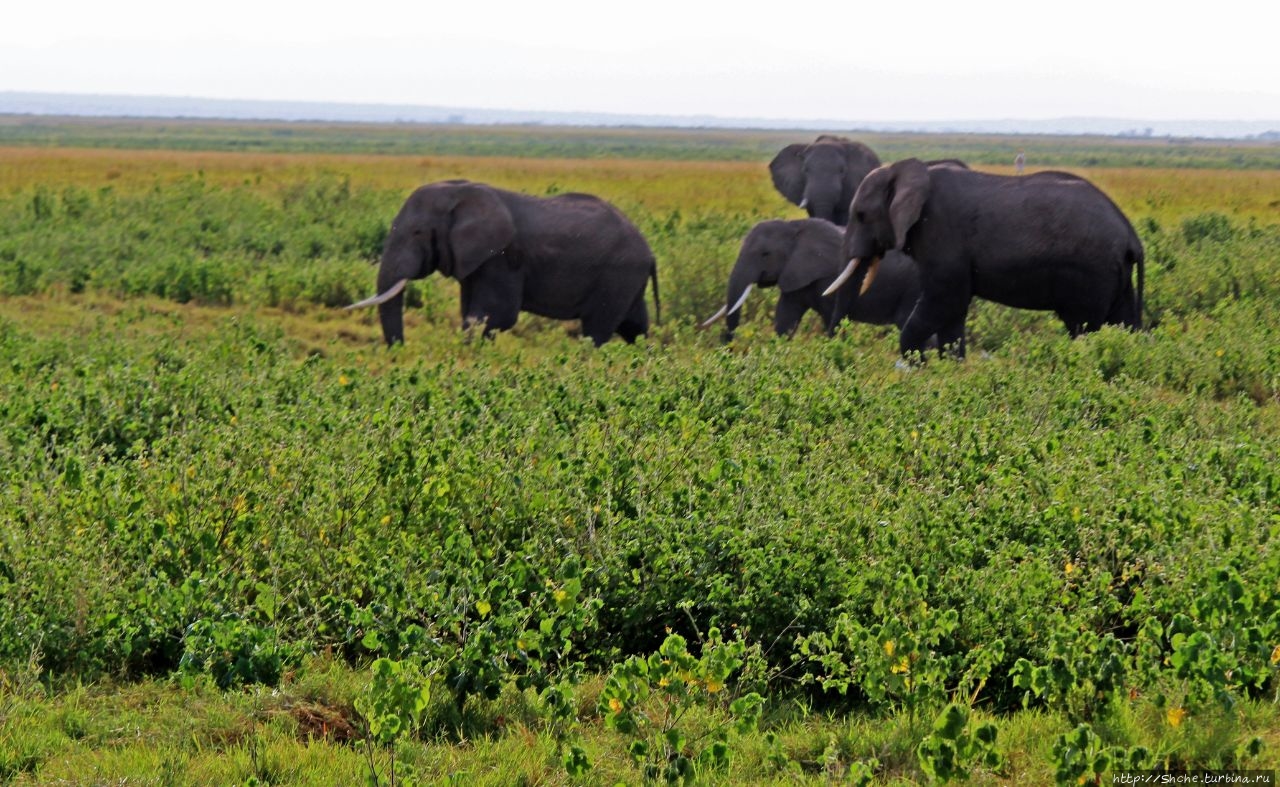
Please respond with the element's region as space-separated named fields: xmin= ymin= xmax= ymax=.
xmin=798 ymin=197 xmax=809 ymax=210
xmin=344 ymin=278 xmax=409 ymax=310
xmin=700 ymin=304 xmax=729 ymax=328
xmin=727 ymin=284 xmax=754 ymax=315
xmin=822 ymin=260 xmax=860 ymax=297
xmin=859 ymin=257 xmax=882 ymax=296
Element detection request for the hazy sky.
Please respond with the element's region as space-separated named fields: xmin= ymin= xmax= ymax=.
xmin=4 ymin=0 xmax=1278 ymax=122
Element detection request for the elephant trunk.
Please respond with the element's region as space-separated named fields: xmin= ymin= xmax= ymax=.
xmin=378 ymin=291 xmax=406 ymax=346
xmin=720 ymin=259 xmax=762 ymax=341
xmin=802 ymin=182 xmax=845 ymax=225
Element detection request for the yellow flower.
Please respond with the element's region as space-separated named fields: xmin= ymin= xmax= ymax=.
xmin=883 ymin=639 xmax=896 ymax=657
xmin=1167 ymin=707 xmax=1187 ymax=728
xmin=380 ymin=515 xmax=391 ymax=526
xmin=1270 ymin=644 xmax=1280 ymax=665
xmin=608 ymin=697 xmax=623 ymax=714
xmin=477 ymin=600 xmax=491 ymax=617
xmin=553 ymin=589 xmax=567 ymax=603
xmin=705 ymin=678 xmax=723 ymax=694
xmin=891 ymin=657 xmax=911 ymax=675
xmin=1215 ymin=349 xmax=1225 ymax=358
xmin=339 ymin=374 xmax=351 ymax=386
xmin=658 ymin=677 xmax=670 ymax=688
xmin=1065 ymin=561 xmax=1076 ymax=576
xmin=186 ymin=466 xmax=196 ymax=480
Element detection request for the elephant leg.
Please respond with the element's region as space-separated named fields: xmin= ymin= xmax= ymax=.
xmin=900 ymin=293 xmax=969 ymax=360
xmin=459 ymin=268 xmax=521 ymax=338
xmin=936 ymin=317 xmax=967 ymax=359
xmin=774 ymin=296 xmax=809 ymax=338
xmin=613 ymin=292 xmax=650 ymax=344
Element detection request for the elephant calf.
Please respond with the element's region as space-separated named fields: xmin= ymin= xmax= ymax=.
xmin=348 ymin=180 xmax=659 ymax=347
xmin=702 ymin=218 xmax=924 ymax=342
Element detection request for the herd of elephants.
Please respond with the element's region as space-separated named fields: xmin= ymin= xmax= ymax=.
xmin=347 ymin=135 xmax=1146 ymax=358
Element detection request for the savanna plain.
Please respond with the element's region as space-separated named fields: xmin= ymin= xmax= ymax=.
xmin=0 ymin=119 xmax=1279 ymax=785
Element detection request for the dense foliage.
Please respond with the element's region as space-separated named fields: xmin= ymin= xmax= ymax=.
xmin=1 ymin=134 xmax=1278 ymax=782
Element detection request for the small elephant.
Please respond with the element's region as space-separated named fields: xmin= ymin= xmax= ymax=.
xmin=701 ymin=218 xmax=924 ymax=341
xmin=769 ymin=136 xmax=882 ymax=226
xmin=348 ymin=180 xmax=659 ymax=346
xmin=825 ymin=159 xmax=1145 ymax=358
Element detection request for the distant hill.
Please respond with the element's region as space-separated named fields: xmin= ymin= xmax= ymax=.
xmin=2 ymin=91 xmax=1278 ymax=141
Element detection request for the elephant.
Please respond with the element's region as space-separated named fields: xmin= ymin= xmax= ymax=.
xmin=347 ymin=180 xmax=659 ymax=346
xmin=701 ymin=218 xmax=925 ymax=342
xmin=824 ymin=159 xmax=1145 ymax=358
xmin=769 ymin=135 xmax=882 ymax=226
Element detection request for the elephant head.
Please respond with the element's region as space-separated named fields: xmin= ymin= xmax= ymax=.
xmin=825 ymin=158 xmax=932 ymax=300
xmin=769 ymin=136 xmax=881 ymax=226
xmin=347 ymin=180 xmax=516 ymax=345
xmin=702 ymin=219 xmax=840 ymax=339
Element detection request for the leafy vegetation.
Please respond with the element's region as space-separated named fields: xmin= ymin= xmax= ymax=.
xmin=0 ymin=130 xmax=1278 ymax=783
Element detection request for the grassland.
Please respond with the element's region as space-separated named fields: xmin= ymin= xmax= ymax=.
xmin=1 ymin=126 xmax=1279 ymax=785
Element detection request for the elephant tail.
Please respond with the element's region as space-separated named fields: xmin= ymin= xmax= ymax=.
xmin=650 ymin=261 xmax=661 ymax=324
xmin=1130 ymin=238 xmax=1145 ymax=331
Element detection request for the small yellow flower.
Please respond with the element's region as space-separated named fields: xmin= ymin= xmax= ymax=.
xmin=608 ymin=697 xmax=624 ymax=714
xmin=477 ymin=600 xmax=491 ymax=616
xmin=891 ymin=656 xmax=911 ymax=675
xmin=658 ymin=677 xmax=670 ymax=688
xmin=1270 ymin=644 xmax=1280 ymax=665
xmin=380 ymin=515 xmax=391 ymax=526
xmin=553 ymin=589 xmax=567 ymax=603
xmin=883 ymin=639 xmax=896 ymax=657
xmin=1167 ymin=707 xmax=1187 ymax=728
xmin=705 ymin=678 xmax=723 ymax=694
xmin=186 ymin=466 xmax=196 ymax=480
xmin=1215 ymin=349 xmax=1225 ymax=358
xmin=230 ymin=415 xmax=238 ymax=426
xmin=1065 ymin=561 xmax=1076 ymax=576
xmin=339 ymin=374 xmax=352 ymax=386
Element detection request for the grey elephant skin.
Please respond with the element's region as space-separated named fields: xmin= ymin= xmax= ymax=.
xmin=351 ymin=180 xmax=659 ymax=347
xmin=830 ymin=159 xmax=1145 ymax=358
xmin=769 ymin=136 xmax=882 ymax=226
xmin=707 ymin=219 xmax=923 ymax=341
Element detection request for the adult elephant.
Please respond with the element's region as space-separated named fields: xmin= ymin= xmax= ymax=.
xmin=347 ymin=180 xmax=659 ymax=346
xmin=701 ymin=218 xmax=924 ymax=341
xmin=824 ymin=159 xmax=1144 ymax=358
xmin=769 ymin=135 xmax=881 ymax=226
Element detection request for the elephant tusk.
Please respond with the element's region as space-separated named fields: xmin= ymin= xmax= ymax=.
xmin=798 ymin=197 xmax=809 ymax=210
xmin=700 ymin=304 xmax=728 ymax=328
xmin=726 ymin=284 xmax=754 ymax=315
xmin=822 ymin=259 xmax=861 ymax=297
xmin=859 ymin=257 xmax=882 ymax=295
xmin=344 ymin=278 xmax=409 ymax=310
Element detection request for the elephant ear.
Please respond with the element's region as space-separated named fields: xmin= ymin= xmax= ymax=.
xmin=449 ymin=185 xmax=516 ymax=280
xmin=842 ymin=141 xmax=882 ymax=190
xmin=778 ymin=223 xmax=840 ymax=293
xmin=769 ymin=144 xmax=809 ymax=206
xmin=888 ymin=159 xmax=931 ymax=251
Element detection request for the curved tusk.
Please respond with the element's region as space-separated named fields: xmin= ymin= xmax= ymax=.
xmin=859 ymin=257 xmax=882 ymax=295
xmin=798 ymin=197 xmax=809 ymax=210
xmin=727 ymin=284 xmax=754 ymax=315
xmin=700 ymin=304 xmax=729 ymax=328
xmin=344 ymin=278 xmax=409 ymax=310
xmin=822 ymin=259 xmax=860 ymax=297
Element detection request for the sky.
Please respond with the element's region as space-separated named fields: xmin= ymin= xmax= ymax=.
xmin=4 ymin=0 xmax=1279 ymax=123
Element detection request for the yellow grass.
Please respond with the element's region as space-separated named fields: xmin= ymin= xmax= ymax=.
xmin=3 ymin=146 xmax=1276 ymax=224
